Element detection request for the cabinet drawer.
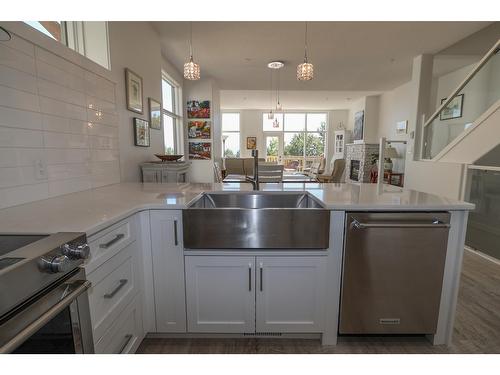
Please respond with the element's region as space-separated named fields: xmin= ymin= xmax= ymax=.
xmin=94 ymin=294 xmax=143 ymax=354
xmin=87 ymin=241 xmax=139 ymax=341
xmin=86 ymin=216 xmax=136 ymax=273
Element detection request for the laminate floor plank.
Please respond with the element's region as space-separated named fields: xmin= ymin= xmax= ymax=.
xmin=137 ymin=250 xmax=500 ymax=354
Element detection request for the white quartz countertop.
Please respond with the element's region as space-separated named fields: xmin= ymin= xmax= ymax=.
xmin=0 ymin=182 xmax=474 ymax=236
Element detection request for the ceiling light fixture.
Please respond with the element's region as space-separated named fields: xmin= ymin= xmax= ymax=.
xmin=184 ymin=22 xmax=200 ymax=80
xmin=267 ymin=61 xmax=284 ymax=123
xmin=297 ymin=22 xmax=314 ymax=81
xmin=267 ymin=67 xmax=274 ymax=120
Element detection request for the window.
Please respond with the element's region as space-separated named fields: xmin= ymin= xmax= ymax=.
xmin=162 ymin=75 xmax=182 ymax=155
xmin=222 ymin=113 xmax=240 ymax=158
xmin=24 ymin=21 xmax=110 ymax=69
xmin=262 ymin=112 xmax=327 ymax=172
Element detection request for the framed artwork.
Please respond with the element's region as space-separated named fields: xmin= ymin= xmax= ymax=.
xmin=189 ymin=142 xmax=212 ymax=160
xmin=125 ymin=69 xmax=143 ymax=114
xmin=188 ymin=121 xmax=211 ymax=139
xmin=396 ymin=120 xmax=408 ymax=135
xmin=187 ymin=100 xmax=210 ymax=118
xmin=246 ymin=136 xmax=257 ymax=150
xmin=353 ymin=110 xmax=364 ymax=141
xmin=149 ymin=98 xmax=162 ymax=130
xmin=133 ymin=118 xmax=150 ymax=147
xmin=440 ymin=94 xmax=464 ymax=120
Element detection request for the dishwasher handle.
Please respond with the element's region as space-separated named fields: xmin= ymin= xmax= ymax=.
xmin=350 ymin=219 xmax=450 ymax=230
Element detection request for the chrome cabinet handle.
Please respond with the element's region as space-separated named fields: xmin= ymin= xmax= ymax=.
xmin=104 ymin=279 xmax=128 ymax=299
xmin=173 ymin=220 xmax=178 ymax=246
xmin=118 ymin=334 xmax=133 ymax=354
xmin=259 ymin=263 xmax=263 ymax=292
xmin=350 ymin=219 xmax=450 ymax=230
xmin=248 ymin=263 xmax=252 ymax=291
xmin=99 ymin=233 xmax=125 ymax=248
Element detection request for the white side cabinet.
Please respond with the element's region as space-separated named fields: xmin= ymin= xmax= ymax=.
xmin=256 ymin=256 xmax=327 ymax=332
xmin=150 ymin=210 xmax=187 ymax=332
xmin=184 ymin=255 xmax=327 ymax=334
xmin=185 ymin=256 xmax=256 ymax=333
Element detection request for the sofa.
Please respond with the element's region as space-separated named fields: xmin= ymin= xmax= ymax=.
xmin=224 ymin=158 xmax=266 ymax=177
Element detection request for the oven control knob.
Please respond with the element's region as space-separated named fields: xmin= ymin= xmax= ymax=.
xmin=62 ymin=243 xmax=90 ymax=260
xmin=39 ymin=255 xmax=71 ymax=273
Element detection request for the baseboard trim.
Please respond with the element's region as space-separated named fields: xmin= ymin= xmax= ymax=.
xmin=145 ymin=332 xmax=322 ymax=340
xmin=465 ymin=246 xmax=500 ymax=266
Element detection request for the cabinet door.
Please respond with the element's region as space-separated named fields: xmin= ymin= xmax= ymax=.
xmin=256 ymin=256 xmax=327 ymax=333
xmin=185 ymin=256 xmax=255 ymax=333
xmin=150 ymin=210 xmax=186 ymax=332
xmin=142 ymin=169 xmax=158 ymax=183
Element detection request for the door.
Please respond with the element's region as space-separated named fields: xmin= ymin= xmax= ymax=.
xmin=265 ymin=133 xmax=283 ymax=163
xmin=185 ymin=256 xmax=255 ymax=333
xmin=339 ymin=212 xmax=450 ymax=334
xmin=255 ymin=256 xmax=327 ymax=333
xmin=150 ymin=210 xmax=186 ymax=332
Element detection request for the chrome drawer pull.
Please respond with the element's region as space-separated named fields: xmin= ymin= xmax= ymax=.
xmin=351 ymin=219 xmax=450 ymax=230
xmin=248 ymin=263 xmax=252 ymax=291
xmin=104 ymin=279 xmax=128 ymax=299
xmin=118 ymin=334 xmax=133 ymax=354
xmin=259 ymin=263 xmax=263 ymax=292
xmin=99 ymin=233 xmax=125 ymax=248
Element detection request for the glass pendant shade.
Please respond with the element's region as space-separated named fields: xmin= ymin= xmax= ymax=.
xmin=272 ymin=118 xmax=280 ymax=128
xmin=297 ymin=61 xmax=314 ymax=81
xmin=276 ymin=101 xmax=283 ymax=111
xmin=184 ymin=56 xmax=200 ymax=80
xmin=268 ymin=110 xmax=274 ymax=120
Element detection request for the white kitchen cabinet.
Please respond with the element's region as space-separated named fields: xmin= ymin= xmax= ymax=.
xmin=184 ymin=255 xmax=327 ymax=334
xmin=256 ymin=256 xmax=327 ymax=332
xmin=150 ymin=210 xmax=186 ymax=332
xmin=185 ymin=256 xmax=256 ymax=333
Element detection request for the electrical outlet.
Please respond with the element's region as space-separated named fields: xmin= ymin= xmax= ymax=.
xmin=34 ymin=159 xmax=47 ymax=180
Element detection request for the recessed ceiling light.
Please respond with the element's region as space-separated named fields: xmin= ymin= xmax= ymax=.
xmin=267 ymin=61 xmax=285 ymax=69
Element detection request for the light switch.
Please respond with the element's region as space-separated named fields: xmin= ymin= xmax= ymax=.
xmin=34 ymin=159 xmax=47 ymax=180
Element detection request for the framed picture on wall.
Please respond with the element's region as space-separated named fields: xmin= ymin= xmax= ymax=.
xmin=133 ymin=118 xmax=150 ymax=147
xmin=125 ymin=68 xmax=143 ymax=114
xmin=188 ymin=121 xmax=211 ymax=139
xmin=149 ymin=98 xmax=162 ymax=130
xmin=440 ymin=94 xmax=464 ymax=120
xmin=246 ymin=137 xmax=257 ymax=150
xmin=353 ymin=110 xmax=364 ymax=141
xmin=188 ymin=142 xmax=212 ymax=160
xmin=396 ymin=120 xmax=408 ymax=135
xmin=187 ymin=100 xmax=210 ymax=118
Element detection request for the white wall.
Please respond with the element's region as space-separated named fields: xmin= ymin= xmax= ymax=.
xmin=346 ymin=95 xmax=379 ymax=144
xmin=0 ymin=22 xmax=120 ymax=209
xmin=109 ymin=21 xmax=182 ymax=183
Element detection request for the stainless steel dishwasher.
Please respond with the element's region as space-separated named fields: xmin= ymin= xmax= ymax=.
xmin=339 ymin=212 xmax=451 ymax=335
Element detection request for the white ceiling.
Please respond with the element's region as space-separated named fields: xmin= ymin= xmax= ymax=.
xmin=152 ymin=21 xmax=491 ymax=91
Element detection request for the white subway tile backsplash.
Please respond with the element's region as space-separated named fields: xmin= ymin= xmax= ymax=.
xmin=37 ymin=78 xmax=87 ymax=107
xmin=0 ymin=183 xmax=49 ymax=209
xmin=48 ymin=176 xmax=92 ymax=197
xmin=0 ymin=84 xmax=40 ymax=112
xmin=45 ymin=148 xmax=91 ymax=165
xmin=0 ymin=35 xmax=35 ymax=57
xmin=39 ymin=96 xmax=87 ymax=121
xmin=0 ymin=64 xmax=38 ymax=93
xmin=0 ymin=35 xmax=119 ymax=209
xmin=0 ymin=106 xmax=42 ymax=130
xmin=42 ymin=114 xmax=89 ymax=135
xmin=0 ymin=127 xmax=43 ymax=148
xmin=36 ymin=60 xmax=86 ymax=92
xmin=43 ymin=132 xmax=89 ymax=149
xmin=0 ymin=44 xmax=36 ymax=75
xmin=0 ymin=148 xmax=46 ymax=168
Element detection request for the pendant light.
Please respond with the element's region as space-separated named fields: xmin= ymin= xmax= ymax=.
xmin=267 ymin=68 xmax=274 ymax=119
xmin=297 ymin=22 xmax=314 ymax=81
xmin=184 ymin=22 xmax=200 ymax=80
xmin=276 ymin=67 xmax=283 ymax=112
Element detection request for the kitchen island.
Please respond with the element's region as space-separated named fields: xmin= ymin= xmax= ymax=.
xmin=0 ymin=182 xmax=474 ymax=352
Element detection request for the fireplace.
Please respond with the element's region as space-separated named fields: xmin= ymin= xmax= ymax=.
xmin=350 ymin=160 xmax=360 ymax=181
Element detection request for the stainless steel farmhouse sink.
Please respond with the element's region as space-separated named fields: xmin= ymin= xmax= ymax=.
xmin=183 ymin=192 xmax=330 ymax=249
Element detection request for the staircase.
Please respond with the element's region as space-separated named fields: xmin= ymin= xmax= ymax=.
xmin=422 ymin=39 xmax=500 ymax=164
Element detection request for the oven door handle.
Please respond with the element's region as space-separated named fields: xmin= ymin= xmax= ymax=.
xmin=0 ymin=280 xmax=91 ymax=354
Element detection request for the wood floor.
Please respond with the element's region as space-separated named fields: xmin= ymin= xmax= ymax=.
xmin=137 ymin=250 xmax=500 ymax=354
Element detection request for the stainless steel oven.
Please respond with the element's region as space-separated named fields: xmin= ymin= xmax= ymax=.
xmin=0 ymin=233 xmax=94 ymax=353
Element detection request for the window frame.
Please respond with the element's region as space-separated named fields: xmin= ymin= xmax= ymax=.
xmin=161 ymin=73 xmax=183 ymax=155
xmin=221 ymin=112 xmax=241 ymax=158
xmin=262 ymin=111 xmax=328 ymax=160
